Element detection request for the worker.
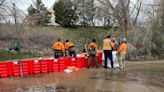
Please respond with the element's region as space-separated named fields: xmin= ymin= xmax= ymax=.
xmin=9 ymin=40 xmax=21 ymax=53
xmin=52 ymin=38 xmax=65 ymax=58
xmin=65 ymin=40 xmax=76 ymax=57
xmin=103 ymin=35 xmax=114 ymax=69
xmin=122 ymin=38 xmax=127 ymax=68
xmin=117 ymin=38 xmax=127 ymax=69
xmin=87 ymin=39 xmax=99 ymax=69
xmin=83 ymin=41 xmax=90 ymax=53
xmin=111 ymin=37 xmax=116 ymax=51
xmin=123 ymin=38 xmax=127 ymax=44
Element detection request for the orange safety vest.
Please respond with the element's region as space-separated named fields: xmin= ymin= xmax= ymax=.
xmin=65 ymin=42 xmax=74 ymax=49
xmin=118 ymin=43 xmax=127 ymax=55
xmin=103 ymin=38 xmax=113 ymax=50
xmin=52 ymin=41 xmax=65 ymax=51
xmin=88 ymin=42 xmax=98 ymax=53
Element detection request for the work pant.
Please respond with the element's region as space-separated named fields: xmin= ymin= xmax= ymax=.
xmin=54 ymin=50 xmax=63 ymax=58
xmin=69 ymin=50 xmax=76 ymax=57
xmin=123 ymin=55 xmax=126 ymax=68
xmin=104 ymin=50 xmax=113 ymax=68
xmin=118 ymin=54 xmax=126 ymax=69
xmin=87 ymin=55 xmax=99 ymax=67
xmin=65 ymin=48 xmax=76 ymax=57
xmin=65 ymin=49 xmax=69 ymax=57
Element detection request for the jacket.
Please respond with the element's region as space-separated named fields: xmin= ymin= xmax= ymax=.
xmin=118 ymin=43 xmax=127 ymax=55
xmin=65 ymin=42 xmax=74 ymax=49
xmin=88 ymin=42 xmax=98 ymax=54
xmin=103 ymin=38 xmax=113 ymax=50
xmin=52 ymin=42 xmax=65 ymax=51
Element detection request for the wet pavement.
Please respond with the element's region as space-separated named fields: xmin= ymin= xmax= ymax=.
xmin=0 ymin=60 xmax=164 ymax=92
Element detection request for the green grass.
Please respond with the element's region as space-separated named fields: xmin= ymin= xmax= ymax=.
xmin=36 ymin=26 xmax=122 ymax=50
xmin=0 ymin=49 xmax=51 ymax=61
xmin=0 ymin=25 xmax=123 ymax=61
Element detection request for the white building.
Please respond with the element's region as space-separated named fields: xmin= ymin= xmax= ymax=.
xmin=48 ymin=0 xmax=59 ymax=26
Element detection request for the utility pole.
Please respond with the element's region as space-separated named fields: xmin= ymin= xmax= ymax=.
xmin=82 ymin=0 xmax=85 ymax=27
xmin=13 ymin=3 xmax=23 ymax=77
xmin=13 ymin=3 xmax=18 ymax=34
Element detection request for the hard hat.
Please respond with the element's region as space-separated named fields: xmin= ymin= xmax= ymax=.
xmin=92 ymin=39 xmax=96 ymax=42
xmin=118 ymin=37 xmax=123 ymax=41
xmin=123 ymin=38 xmax=126 ymax=41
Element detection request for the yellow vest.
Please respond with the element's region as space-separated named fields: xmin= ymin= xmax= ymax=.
xmin=88 ymin=42 xmax=98 ymax=53
xmin=103 ymin=38 xmax=112 ymax=50
xmin=52 ymin=42 xmax=64 ymax=50
xmin=118 ymin=43 xmax=127 ymax=55
xmin=65 ymin=42 xmax=74 ymax=49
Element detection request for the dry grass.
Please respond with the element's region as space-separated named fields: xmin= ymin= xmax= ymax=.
xmin=0 ymin=25 xmax=117 ymax=53
xmin=0 ymin=24 xmax=163 ymax=60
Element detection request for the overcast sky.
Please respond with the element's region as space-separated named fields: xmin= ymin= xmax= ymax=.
xmin=15 ymin=0 xmax=57 ymax=13
xmin=16 ymin=0 xmax=140 ymax=12
xmin=39 ymin=0 xmax=56 ymax=8
xmin=5 ymin=0 xmax=153 ymax=23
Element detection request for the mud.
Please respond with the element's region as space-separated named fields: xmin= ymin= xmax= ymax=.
xmin=0 ymin=60 xmax=164 ymax=92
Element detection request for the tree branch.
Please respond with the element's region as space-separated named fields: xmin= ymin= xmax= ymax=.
xmin=97 ymin=0 xmax=125 ymax=28
xmin=133 ymin=1 xmax=142 ymax=25
xmin=0 ymin=0 xmax=5 ymax=7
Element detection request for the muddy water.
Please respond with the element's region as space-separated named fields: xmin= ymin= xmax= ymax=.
xmin=0 ymin=60 xmax=164 ymax=92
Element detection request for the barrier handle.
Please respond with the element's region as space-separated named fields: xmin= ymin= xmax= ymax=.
xmin=18 ymin=60 xmax=23 ymax=77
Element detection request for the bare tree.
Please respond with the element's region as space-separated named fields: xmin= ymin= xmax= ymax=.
xmin=161 ymin=0 xmax=164 ymax=31
xmin=97 ymin=0 xmax=143 ymax=37
xmin=96 ymin=2 xmax=118 ymax=28
xmin=0 ymin=0 xmax=5 ymax=6
xmin=74 ymin=0 xmax=96 ymax=27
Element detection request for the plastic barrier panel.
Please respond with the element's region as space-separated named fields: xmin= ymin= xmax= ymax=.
xmin=58 ymin=58 xmax=67 ymax=72
xmin=39 ymin=58 xmax=52 ymax=73
xmin=21 ymin=59 xmax=34 ymax=75
xmin=76 ymin=57 xmax=86 ymax=68
xmin=84 ymin=56 xmax=88 ymax=67
xmin=80 ymin=53 xmax=87 ymax=57
xmin=97 ymin=52 xmax=103 ymax=64
xmin=52 ymin=59 xmax=59 ymax=72
xmin=69 ymin=58 xmax=76 ymax=67
xmin=0 ymin=62 xmax=12 ymax=78
xmin=64 ymin=56 xmax=73 ymax=67
xmin=8 ymin=61 xmax=13 ymax=76
xmin=33 ymin=60 xmax=40 ymax=74
xmin=12 ymin=61 xmax=20 ymax=77
xmin=48 ymin=59 xmax=53 ymax=72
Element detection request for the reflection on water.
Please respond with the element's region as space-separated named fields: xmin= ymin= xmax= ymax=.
xmin=17 ymin=85 xmax=85 ymax=92
xmin=0 ymin=61 xmax=164 ymax=92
